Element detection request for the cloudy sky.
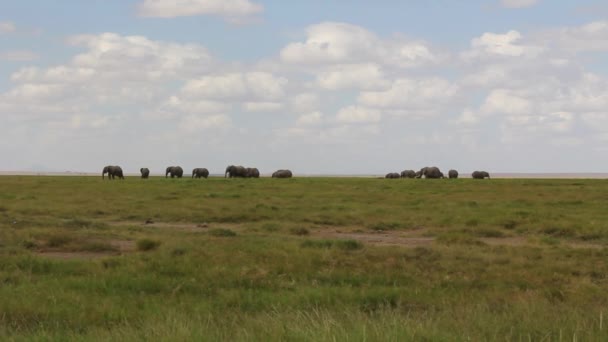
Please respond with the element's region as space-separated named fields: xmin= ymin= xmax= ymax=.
xmin=1 ymin=0 xmax=608 ymax=174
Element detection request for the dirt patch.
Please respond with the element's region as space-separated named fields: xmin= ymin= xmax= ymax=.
xmin=107 ymin=220 xmax=607 ymax=250
xmin=109 ymin=220 xmax=216 ymax=232
xmin=36 ymin=239 xmax=135 ymax=260
xmin=317 ymin=231 xmax=434 ymax=247
xmin=480 ymin=237 xmax=527 ymax=246
xmin=37 ymin=251 xmax=119 ymax=260
xmin=109 ymin=239 xmax=135 ymax=252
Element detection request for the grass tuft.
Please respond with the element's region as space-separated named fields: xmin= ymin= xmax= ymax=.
xmin=136 ymin=238 xmax=161 ymax=251
xmin=290 ymin=227 xmax=310 ymax=236
xmin=335 ymin=239 xmax=364 ymax=251
xmin=209 ymin=228 xmax=237 ymax=237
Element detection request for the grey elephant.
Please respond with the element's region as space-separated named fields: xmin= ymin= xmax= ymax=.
xmin=400 ymin=170 xmax=416 ymax=178
xmin=140 ymin=168 xmax=150 ymax=179
xmin=415 ymin=170 xmax=422 ymax=178
xmin=246 ymin=167 xmax=260 ymax=178
xmin=448 ymin=169 xmax=458 ymax=179
xmin=102 ymin=165 xmax=124 ymax=180
xmin=166 ymin=166 xmax=184 ymax=178
xmin=419 ymin=166 xmax=443 ymax=179
xmin=272 ymin=169 xmax=293 ymax=178
xmin=385 ymin=172 xmax=400 ymax=179
xmin=192 ymin=168 xmax=209 ymax=179
xmin=472 ymin=171 xmax=491 ymax=179
xmin=225 ymin=165 xmax=247 ymax=178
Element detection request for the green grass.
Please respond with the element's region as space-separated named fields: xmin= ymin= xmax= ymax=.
xmin=0 ymin=176 xmax=608 ymax=340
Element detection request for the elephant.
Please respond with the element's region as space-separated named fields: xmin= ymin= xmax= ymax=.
xmin=102 ymin=165 xmax=124 ymax=180
xmin=472 ymin=171 xmax=491 ymax=179
xmin=419 ymin=166 xmax=443 ymax=179
xmin=192 ymin=168 xmax=209 ymax=179
xmin=385 ymin=172 xmax=400 ymax=179
xmin=165 ymin=166 xmax=184 ymax=178
xmin=400 ymin=170 xmax=416 ymax=178
xmin=140 ymin=168 xmax=150 ymax=179
xmin=246 ymin=167 xmax=260 ymax=178
xmin=415 ymin=170 xmax=422 ymax=178
xmin=448 ymin=169 xmax=458 ymax=179
xmin=272 ymin=169 xmax=293 ymax=178
xmin=225 ymin=165 xmax=248 ymax=178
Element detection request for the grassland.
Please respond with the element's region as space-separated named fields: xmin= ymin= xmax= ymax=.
xmin=1 ymin=176 xmax=608 ymax=340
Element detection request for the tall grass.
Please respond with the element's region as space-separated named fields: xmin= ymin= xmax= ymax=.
xmin=0 ymin=176 xmax=607 ymax=339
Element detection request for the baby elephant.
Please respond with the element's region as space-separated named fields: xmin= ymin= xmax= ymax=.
xmin=385 ymin=172 xmax=400 ymax=179
xmin=192 ymin=168 xmax=209 ymax=179
xmin=140 ymin=168 xmax=150 ymax=179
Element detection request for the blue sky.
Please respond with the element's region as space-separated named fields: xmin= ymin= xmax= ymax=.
xmin=1 ymin=0 xmax=608 ymax=174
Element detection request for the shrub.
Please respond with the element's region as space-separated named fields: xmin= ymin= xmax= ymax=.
xmin=465 ymin=219 xmax=479 ymax=227
xmin=502 ymin=220 xmax=518 ymax=230
xmin=290 ymin=227 xmax=310 ymax=236
xmin=301 ymin=240 xmax=334 ymax=249
xmin=436 ymin=233 xmax=486 ymax=246
xmin=541 ymin=226 xmax=575 ymax=237
xmin=46 ymin=234 xmax=72 ymax=247
xmin=369 ymin=222 xmax=402 ymax=231
xmin=136 ymin=239 xmax=161 ymax=251
xmin=475 ymin=228 xmax=505 ymax=238
xmin=209 ymin=228 xmax=237 ymax=237
xmin=64 ymin=218 xmax=107 ymax=229
xmin=21 ymin=240 xmax=37 ymax=249
xmin=79 ymin=241 xmax=118 ymax=252
xmin=171 ymin=248 xmax=186 ymax=256
xmin=261 ymin=223 xmax=279 ymax=232
xmin=336 ymin=239 xmax=364 ymax=251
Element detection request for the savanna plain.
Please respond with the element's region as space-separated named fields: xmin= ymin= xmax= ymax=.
xmin=1 ymin=176 xmax=608 ymax=340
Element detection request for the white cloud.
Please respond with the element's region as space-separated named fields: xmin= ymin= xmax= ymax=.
xmin=180 ymin=72 xmax=287 ymax=101
xmin=290 ymin=93 xmax=319 ymax=113
xmin=500 ymin=0 xmax=540 ymax=8
xmin=1 ymin=32 xmax=216 ymax=125
xmin=67 ymin=33 xmax=213 ymax=81
xmin=480 ymin=89 xmax=532 ymax=116
xmin=537 ymin=21 xmax=608 ymax=53
xmin=336 ymin=106 xmax=381 ymax=123
xmin=137 ymin=0 xmax=263 ymax=22
xmin=463 ymin=30 xmax=543 ymax=60
xmin=296 ymin=111 xmax=323 ymax=126
xmin=316 ymin=63 xmax=389 ymax=90
xmin=280 ymin=22 xmax=439 ymax=68
xmin=0 ymin=21 xmax=16 ymax=33
xmin=4 ymin=83 xmax=67 ymax=102
xmin=456 ymin=109 xmax=480 ymax=125
xmin=159 ymin=96 xmax=229 ymax=116
xmin=178 ymin=114 xmax=231 ymax=132
xmin=0 ymin=50 xmax=38 ymax=61
xmin=358 ymin=78 xmax=458 ymax=117
xmin=242 ymin=102 xmax=282 ymax=112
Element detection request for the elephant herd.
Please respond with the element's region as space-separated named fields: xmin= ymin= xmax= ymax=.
xmin=386 ymin=167 xmax=490 ymax=179
xmin=101 ymin=165 xmax=294 ymax=180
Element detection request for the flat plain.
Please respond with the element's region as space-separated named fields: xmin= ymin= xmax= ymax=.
xmin=1 ymin=176 xmax=608 ymax=340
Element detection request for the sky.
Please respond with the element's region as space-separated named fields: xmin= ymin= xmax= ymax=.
xmin=1 ymin=0 xmax=608 ymax=174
